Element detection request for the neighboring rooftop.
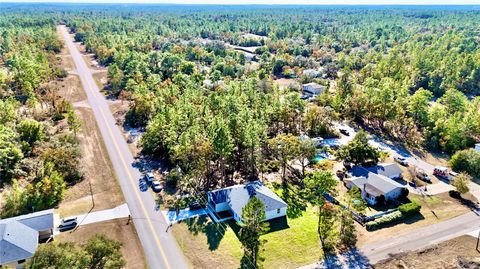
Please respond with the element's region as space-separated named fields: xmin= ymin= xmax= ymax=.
xmin=349 ymin=166 xmax=404 ymax=195
xmin=302 ymin=82 xmax=324 ymax=89
xmin=367 ymin=163 xmax=403 ymax=179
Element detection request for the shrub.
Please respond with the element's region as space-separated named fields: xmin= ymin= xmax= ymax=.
xmin=399 ymin=202 xmax=421 ymax=216
xmin=450 ymin=149 xmax=480 ymax=178
xmin=166 ymin=169 xmax=181 ymax=188
xmin=365 ymin=211 xmax=402 ymax=231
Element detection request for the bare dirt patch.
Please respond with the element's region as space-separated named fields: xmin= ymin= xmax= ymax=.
xmin=274 ymin=78 xmax=298 ymax=89
xmin=56 ymin=26 xmax=124 ymax=217
xmin=56 ymin=218 xmax=147 ymax=269
xmin=374 ymin=235 xmax=480 ymax=269
xmin=58 ymin=106 xmax=124 ymax=217
xmin=93 ymin=71 xmax=108 ymax=90
xmin=54 ymin=74 xmax=87 ymax=103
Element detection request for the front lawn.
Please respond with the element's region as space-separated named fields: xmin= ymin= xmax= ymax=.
xmin=173 ymin=206 xmax=322 ymax=269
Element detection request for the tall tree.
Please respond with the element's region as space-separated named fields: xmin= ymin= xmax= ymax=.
xmin=268 ymin=134 xmax=300 ymax=182
xmin=84 ymin=235 xmax=125 ymax=269
xmin=336 ymin=130 xmax=380 ymax=165
xmin=304 ymin=171 xmax=338 ymax=254
xmin=239 ymin=196 xmax=269 ymax=268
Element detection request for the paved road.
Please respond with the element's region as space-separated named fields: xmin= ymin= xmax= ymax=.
xmin=361 ymin=210 xmax=480 ymax=264
xmin=299 ymin=210 xmax=480 ymax=268
xmin=59 ymin=26 xmax=188 ymax=269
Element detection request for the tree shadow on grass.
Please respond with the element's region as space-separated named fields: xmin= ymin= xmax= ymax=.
xmin=184 ymin=215 xmax=226 ymax=251
xmin=266 ymin=216 xmax=289 ymax=233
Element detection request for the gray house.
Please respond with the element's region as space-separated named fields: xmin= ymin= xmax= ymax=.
xmin=345 ymin=166 xmax=405 ymax=205
xmin=207 ymin=181 xmax=287 ymax=223
xmin=302 ymin=82 xmax=326 ymax=96
xmin=367 ymin=163 xmax=403 ymax=179
xmin=0 ymin=209 xmax=55 ymax=267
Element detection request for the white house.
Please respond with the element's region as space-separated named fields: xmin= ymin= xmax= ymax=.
xmin=302 ymin=82 xmax=325 ymax=96
xmin=345 ymin=166 xmax=406 ymax=205
xmin=207 ymin=181 xmax=287 ymax=223
xmin=0 ymin=209 xmax=55 ymax=267
xmin=475 ymin=143 xmax=480 ymax=152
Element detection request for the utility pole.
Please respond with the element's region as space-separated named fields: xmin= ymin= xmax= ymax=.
xmin=476 ymin=230 xmax=480 ymax=252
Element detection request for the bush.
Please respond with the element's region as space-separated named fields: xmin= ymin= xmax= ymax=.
xmin=450 ymin=149 xmax=480 ymax=178
xmin=365 ymin=211 xmax=402 ymax=231
xmin=166 ymin=169 xmax=181 ymax=188
xmin=399 ymin=202 xmax=421 ymax=216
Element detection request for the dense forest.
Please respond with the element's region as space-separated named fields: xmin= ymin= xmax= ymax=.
xmin=0 ymin=13 xmax=82 ymax=217
xmin=59 ymin=5 xmax=480 ymax=187
xmin=1 ymin=4 xmax=479 ymax=211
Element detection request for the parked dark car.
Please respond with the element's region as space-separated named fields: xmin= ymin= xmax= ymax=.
xmin=339 ymin=128 xmax=350 ymax=136
xmin=416 ymin=170 xmax=431 ymax=183
xmin=151 ymin=180 xmax=162 ymax=193
xmin=189 ymin=201 xmax=203 ymax=211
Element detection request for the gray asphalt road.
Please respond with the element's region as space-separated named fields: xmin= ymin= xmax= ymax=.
xmin=361 ymin=210 xmax=480 ymax=264
xmin=299 ymin=211 xmax=480 ymax=269
xmin=59 ymin=26 xmax=189 ymax=269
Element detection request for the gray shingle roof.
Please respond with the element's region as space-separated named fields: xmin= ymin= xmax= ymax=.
xmin=0 ymin=221 xmax=38 ymax=265
xmin=349 ymin=166 xmax=404 ymax=195
xmin=209 ymin=181 xmax=287 ymax=219
xmin=367 ymin=163 xmax=403 ymax=178
xmin=0 ymin=209 xmax=54 ymax=232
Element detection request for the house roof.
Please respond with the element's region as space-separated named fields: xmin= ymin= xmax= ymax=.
xmin=302 ymin=82 xmax=324 ymax=90
xmin=0 ymin=221 xmax=38 ymax=265
xmin=209 ymin=181 xmax=287 ymax=219
xmin=349 ymin=166 xmax=404 ymax=195
xmin=367 ymin=163 xmax=403 ymax=178
xmin=0 ymin=209 xmax=54 ymax=232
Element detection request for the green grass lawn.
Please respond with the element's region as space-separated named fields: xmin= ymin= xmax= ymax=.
xmin=261 ymin=207 xmax=321 ymax=268
xmin=173 ymin=204 xmax=322 ymax=268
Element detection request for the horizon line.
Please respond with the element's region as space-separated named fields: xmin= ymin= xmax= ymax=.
xmin=2 ymin=1 xmax=480 ymax=5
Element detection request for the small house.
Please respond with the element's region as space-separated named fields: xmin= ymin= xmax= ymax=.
xmin=0 ymin=209 xmax=55 ymax=267
xmin=302 ymin=82 xmax=325 ymax=96
xmin=345 ymin=166 xmax=406 ymax=205
xmin=207 ymin=181 xmax=287 ymax=223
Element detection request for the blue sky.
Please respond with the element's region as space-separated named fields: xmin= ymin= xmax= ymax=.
xmin=4 ymin=0 xmax=480 ymax=4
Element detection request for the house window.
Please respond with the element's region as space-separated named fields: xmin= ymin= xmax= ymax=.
xmin=277 ymin=208 xmax=280 ymax=214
